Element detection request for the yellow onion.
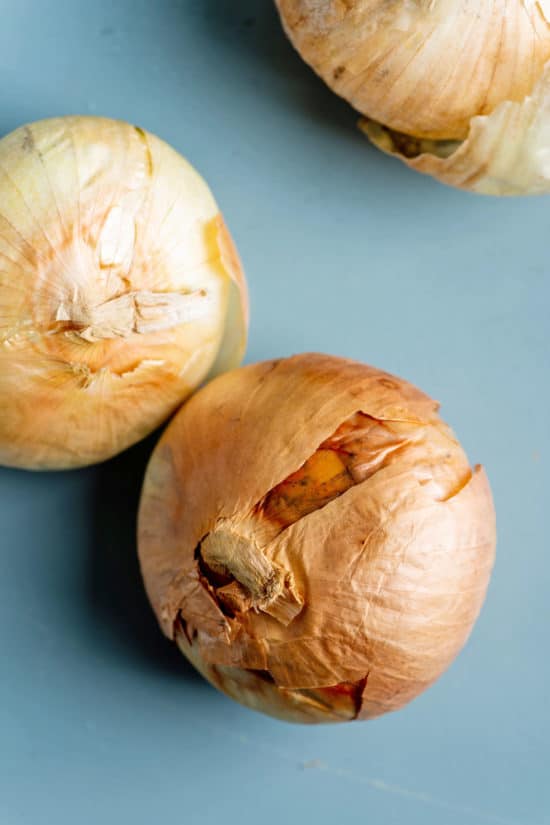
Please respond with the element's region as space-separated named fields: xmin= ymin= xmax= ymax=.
xmin=0 ymin=116 xmax=247 ymax=470
xmin=138 ymin=354 xmax=496 ymax=724
xmin=276 ymin=1 xmax=550 ymax=194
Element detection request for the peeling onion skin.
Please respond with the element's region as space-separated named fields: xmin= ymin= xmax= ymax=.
xmin=138 ymin=354 xmax=496 ymax=724
xmin=275 ymin=1 xmax=550 ymax=194
xmin=360 ymin=61 xmax=550 ymax=195
xmin=0 ymin=117 xmax=248 ymax=470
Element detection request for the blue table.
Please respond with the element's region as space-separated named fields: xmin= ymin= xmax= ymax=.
xmin=1 ymin=3 xmax=548 ymax=824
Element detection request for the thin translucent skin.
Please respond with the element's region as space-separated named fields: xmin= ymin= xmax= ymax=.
xmin=0 ymin=117 xmax=247 ymax=469
xmin=138 ymin=354 xmax=496 ymax=723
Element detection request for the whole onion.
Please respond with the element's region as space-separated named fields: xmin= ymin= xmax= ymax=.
xmin=138 ymin=354 xmax=496 ymax=724
xmin=275 ymin=1 xmax=550 ymax=194
xmin=0 ymin=116 xmax=247 ymax=469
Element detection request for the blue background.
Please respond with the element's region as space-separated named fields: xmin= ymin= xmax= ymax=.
xmin=1 ymin=3 xmax=548 ymax=824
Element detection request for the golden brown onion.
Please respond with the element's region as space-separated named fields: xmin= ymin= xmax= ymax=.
xmin=276 ymin=1 xmax=550 ymax=194
xmin=138 ymin=354 xmax=496 ymax=724
xmin=0 ymin=117 xmax=247 ymax=469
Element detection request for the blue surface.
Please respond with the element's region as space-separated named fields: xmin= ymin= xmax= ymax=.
xmin=1 ymin=3 xmax=549 ymax=824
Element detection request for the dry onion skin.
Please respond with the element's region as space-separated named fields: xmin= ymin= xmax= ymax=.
xmin=0 ymin=116 xmax=247 ymax=470
xmin=275 ymin=1 xmax=550 ymax=194
xmin=138 ymin=354 xmax=496 ymax=724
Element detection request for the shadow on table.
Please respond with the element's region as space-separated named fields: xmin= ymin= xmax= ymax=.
xmin=89 ymin=431 xmax=202 ymax=681
xmin=189 ymin=0 xmax=362 ymax=142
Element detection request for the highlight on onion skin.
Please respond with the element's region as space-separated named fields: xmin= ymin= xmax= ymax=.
xmin=138 ymin=353 xmax=496 ymax=724
xmin=0 ymin=116 xmax=248 ymax=470
xmin=275 ymin=1 xmax=550 ymax=194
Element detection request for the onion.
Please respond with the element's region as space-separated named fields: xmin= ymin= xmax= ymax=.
xmin=0 ymin=117 xmax=247 ymax=469
xmin=138 ymin=354 xmax=496 ymax=724
xmin=275 ymin=1 xmax=550 ymax=194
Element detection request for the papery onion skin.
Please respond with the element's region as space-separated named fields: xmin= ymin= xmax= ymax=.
xmin=275 ymin=1 xmax=550 ymax=194
xmin=360 ymin=61 xmax=550 ymax=195
xmin=0 ymin=117 xmax=247 ymax=470
xmin=138 ymin=354 xmax=496 ymax=724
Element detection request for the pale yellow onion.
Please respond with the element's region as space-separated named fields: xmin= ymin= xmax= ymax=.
xmin=0 ymin=117 xmax=247 ymax=469
xmin=276 ymin=0 xmax=550 ymax=193
xmin=138 ymin=354 xmax=496 ymax=724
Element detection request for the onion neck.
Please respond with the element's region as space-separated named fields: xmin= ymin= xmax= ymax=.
xmin=54 ymin=287 xmax=211 ymax=342
xmin=199 ymin=526 xmax=303 ymax=625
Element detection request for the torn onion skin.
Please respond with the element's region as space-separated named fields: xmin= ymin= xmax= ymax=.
xmin=176 ymin=622 xmax=362 ymax=723
xmin=0 ymin=117 xmax=248 ymax=469
xmin=275 ymin=2 xmax=550 ymax=194
xmin=138 ymin=354 xmax=496 ymax=724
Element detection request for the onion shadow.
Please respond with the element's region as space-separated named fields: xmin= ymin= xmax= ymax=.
xmin=89 ymin=430 xmax=201 ymax=681
xmin=189 ymin=0 xmax=363 ymax=143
